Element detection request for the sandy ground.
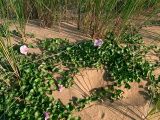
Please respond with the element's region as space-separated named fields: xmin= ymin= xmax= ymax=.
xmin=10 ymin=22 xmax=89 ymax=43
xmin=9 ymin=22 xmax=160 ymax=120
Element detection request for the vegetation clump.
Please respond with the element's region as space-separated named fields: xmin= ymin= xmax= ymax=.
xmin=0 ymin=31 xmax=154 ymax=119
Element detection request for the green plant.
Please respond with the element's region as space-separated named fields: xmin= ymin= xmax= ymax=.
xmin=0 ymin=31 xmax=154 ymax=119
xmin=0 ymin=1 xmax=159 ymax=119
xmin=148 ymin=75 xmax=160 ymax=103
xmin=0 ymin=23 xmax=10 ymax=37
xmin=39 ymin=32 xmax=151 ymax=89
xmin=0 ymin=51 xmax=81 ymax=119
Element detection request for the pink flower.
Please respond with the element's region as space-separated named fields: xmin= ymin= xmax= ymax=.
xmin=94 ymin=39 xmax=103 ymax=47
xmin=44 ymin=112 xmax=50 ymax=120
xmin=58 ymin=84 xmax=64 ymax=92
xmin=20 ymin=45 xmax=29 ymax=55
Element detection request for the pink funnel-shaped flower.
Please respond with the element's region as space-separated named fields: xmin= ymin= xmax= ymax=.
xmin=44 ymin=112 xmax=50 ymax=120
xmin=94 ymin=39 xmax=103 ymax=47
xmin=20 ymin=45 xmax=29 ymax=55
xmin=58 ymin=84 xmax=64 ymax=92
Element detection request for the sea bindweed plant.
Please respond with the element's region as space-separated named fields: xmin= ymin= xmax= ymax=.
xmin=39 ymin=32 xmax=151 ymax=89
xmin=94 ymin=39 xmax=104 ymax=47
xmin=20 ymin=45 xmax=29 ymax=55
xmin=0 ymin=30 xmax=153 ymax=119
xmin=0 ymin=0 xmax=159 ymax=119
